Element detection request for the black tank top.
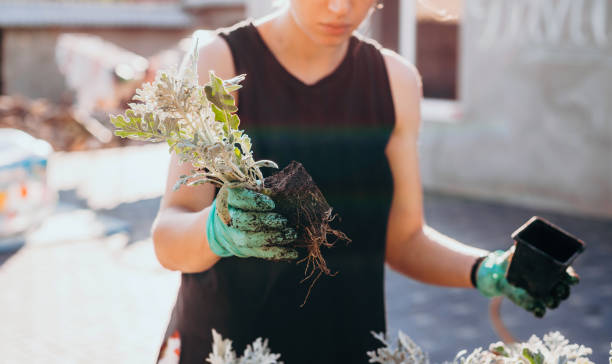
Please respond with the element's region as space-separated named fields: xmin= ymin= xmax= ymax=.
xmin=161 ymin=21 xmax=395 ymax=364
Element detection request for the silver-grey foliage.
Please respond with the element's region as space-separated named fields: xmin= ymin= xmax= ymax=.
xmin=368 ymin=331 xmax=597 ymax=364
xmin=367 ymin=331 xmax=429 ymax=364
xmin=207 ymin=329 xmax=283 ymax=364
xmin=110 ymin=41 xmax=277 ymax=191
xmin=206 ymin=328 xmax=606 ymax=364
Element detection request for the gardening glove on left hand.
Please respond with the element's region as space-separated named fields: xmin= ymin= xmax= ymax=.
xmin=475 ymin=249 xmax=577 ymax=318
xmin=206 ymin=187 xmax=298 ymax=260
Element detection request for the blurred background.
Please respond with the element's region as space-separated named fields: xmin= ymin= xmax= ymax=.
xmin=0 ymin=0 xmax=610 ymax=363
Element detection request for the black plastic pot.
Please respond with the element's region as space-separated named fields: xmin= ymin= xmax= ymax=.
xmin=506 ymin=216 xmax=585 ymax=299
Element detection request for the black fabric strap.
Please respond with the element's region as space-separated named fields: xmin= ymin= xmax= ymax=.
xmin=470 ymin=255 xmax=487 ymax=288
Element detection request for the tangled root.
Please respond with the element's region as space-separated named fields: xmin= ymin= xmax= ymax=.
xmin=264 ymin=161 xmax=350 ymax=306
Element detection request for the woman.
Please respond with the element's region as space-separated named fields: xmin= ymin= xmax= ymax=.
xmin=152 ymin=1 xmax=574 ymax=363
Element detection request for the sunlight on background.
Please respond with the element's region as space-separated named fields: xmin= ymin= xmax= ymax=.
xmin=0 ymin=233 xmax=180 ymax=363
xmin=1 ymin=0 xmax=611 ymax=363
xmin=48 ymin=144 xmax=169 ymax=210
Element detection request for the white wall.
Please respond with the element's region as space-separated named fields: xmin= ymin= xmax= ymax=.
xmin=419 ymin=0 xmax=612 ymax=217
xmin=245 ymin=0 xmax=277 ymax=19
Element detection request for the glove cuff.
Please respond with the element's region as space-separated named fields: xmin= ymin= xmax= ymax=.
xmin=470 ymin=255 xmax=487 ymax=288
xmin=206 ymin=202 xmax=233 ymax=258
xmin=476 ymin=250 xmax=507 ymax=297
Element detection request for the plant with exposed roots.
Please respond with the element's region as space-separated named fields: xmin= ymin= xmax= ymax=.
xmin=110 ymin=43 xmax=348 ymax=299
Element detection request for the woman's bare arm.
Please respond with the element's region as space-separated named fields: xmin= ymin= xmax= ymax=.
xmin=382 ymin=49 xmax=488 ymax=287
xmin=151 ymin=34 xmax=237 ymax=273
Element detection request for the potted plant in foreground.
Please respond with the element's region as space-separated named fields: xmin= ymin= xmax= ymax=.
xmin=187 ymin=329 xmax=608 ymax=364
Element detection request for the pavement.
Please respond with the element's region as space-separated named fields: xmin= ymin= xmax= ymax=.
xmin=387 ymin=194 xmax=612 ymax=363
xmin=0 ymin=144 xmax=610 ymax=363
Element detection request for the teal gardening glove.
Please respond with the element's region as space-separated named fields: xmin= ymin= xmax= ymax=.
xmin=207 ymin=187 xmax=299 ymax=260
xmin=475 ymin=248 xmax=579 ymax=317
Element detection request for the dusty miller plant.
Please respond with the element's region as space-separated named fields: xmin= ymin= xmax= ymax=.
xmin=367 ymin=331 xmax=430 ymax=364
xmin=110 ymin=40 xmax=350 ymax=296
xmin=471 ymin=331 xmax=594 ymax=364
xmin=368 ymin=331 xmax=599 ymax=364
xmin=110 ymin=42 xmax=276 ymax=224
xmin=207 ymin=329 xmax=283 ymax=364
xmin=206 ymin=329 xmax=608 ymax=364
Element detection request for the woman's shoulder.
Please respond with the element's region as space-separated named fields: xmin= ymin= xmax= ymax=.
xmin=193 ymin=29 xmax=237 ymax=82
xmin=380 ymin=48 xmax=421 ymax=90
xmin=351 ymin=32 xmax=419 ymax=81
xmin=380 ymin=48 xmax=422 ymax=132
xmin=352 ymin=32 xmax=418 ymax=76
xmin=351 ymin=33 xmax=420 ymax=104
xmin=352 ymin=32 xmax=385 ymax=52
xmin=351 ymin=34 xmax=422 ymax=132
xmin=216 ymin=19 xmax=254 ymax=39
xmin=351 ymin=33 xmax=419 ymax=85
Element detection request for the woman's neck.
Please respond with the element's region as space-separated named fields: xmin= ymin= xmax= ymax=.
xmin=255 ymin=10 xmax=351 ymax=85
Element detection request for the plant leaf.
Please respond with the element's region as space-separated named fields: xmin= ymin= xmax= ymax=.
xmin=229 ymin=114 xmax=240 ymax=130
xmin=211 ymin=104 xmax=227 ymax=123
xmin=523 ymin=348 xmax=544 ymax=364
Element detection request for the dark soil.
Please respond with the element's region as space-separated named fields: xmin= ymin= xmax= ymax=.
xmin=264 ymin=161 xmax=350 ymax=304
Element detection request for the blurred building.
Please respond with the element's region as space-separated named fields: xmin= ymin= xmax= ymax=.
xmin=412 ymin=0 xmax=612 ymax=218
xmin=0 ymin=0 xmax=397 ymax=102
xmin=1 ymin=0 xmax=609 ymax=218
xmin=416 ymin=0 xmax=461 ymax=100
xmin=0 ymin=0 xmax=244 ymax=102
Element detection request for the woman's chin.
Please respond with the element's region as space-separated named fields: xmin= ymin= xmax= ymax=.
xmin=309 ymin=32 xmax=353 ymax=47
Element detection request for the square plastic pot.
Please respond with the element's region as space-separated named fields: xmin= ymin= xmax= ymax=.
xmin=506 ymin=216 xmax=585 ymax=299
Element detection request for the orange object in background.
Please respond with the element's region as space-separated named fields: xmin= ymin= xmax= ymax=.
xmin=0 ymin=191 xmax=7 ymax=211
xmin=1 ymin=129 xmax=56 ymax=238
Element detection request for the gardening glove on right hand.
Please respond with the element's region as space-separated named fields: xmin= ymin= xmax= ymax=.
xmin=476 ymin=249 xmax=580 ymax=317
xmin=476 ymin=249 xmax=563 ymax=318
xmin=206 ymin=187 xmax=298 ymax=260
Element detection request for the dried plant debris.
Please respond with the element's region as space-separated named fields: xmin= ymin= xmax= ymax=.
xmin=0 ymin=96 xmax=134 ymax=151
xmin=110 ymin=41 xmax=348 ymax=295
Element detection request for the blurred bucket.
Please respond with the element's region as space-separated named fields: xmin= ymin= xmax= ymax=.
xmin=506 ymin=216 xmax=585 ymax=299
xmin=0 ymin=129 xmax=57 ymax=240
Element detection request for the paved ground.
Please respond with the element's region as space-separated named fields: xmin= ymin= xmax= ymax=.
xmin=387 ymin=194 xmax=612 ymax=363
xmin=0 ymin=145 xmax=610 ymax=363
